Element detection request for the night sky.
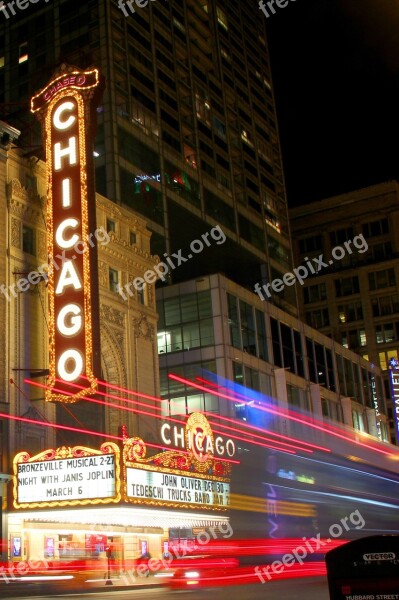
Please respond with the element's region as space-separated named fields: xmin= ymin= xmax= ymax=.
xmin=265 ymin=0 xmax=399 ymax=207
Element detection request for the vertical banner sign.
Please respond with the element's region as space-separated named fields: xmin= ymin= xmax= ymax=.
xmin=389 ymin=360 xmax=399 ymax=444
xmin=370 ymin=376 xmax=382 ymax=440
xmin=31 ymin=67 xmax=105 ymax=402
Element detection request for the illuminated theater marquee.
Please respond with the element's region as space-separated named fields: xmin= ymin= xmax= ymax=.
xmin=13 ymin=443 xmax=121 ymax=509
xmin=123 ymin=413 xmax=234 ymax=511
xmin=31 ymin=67 xmax=104 ymax=402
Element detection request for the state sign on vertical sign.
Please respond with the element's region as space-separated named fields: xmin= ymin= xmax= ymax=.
xmin=31 ymin=67 xmax=105 ymax=402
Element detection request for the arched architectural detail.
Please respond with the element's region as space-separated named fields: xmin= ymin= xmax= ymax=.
xmin=100 ymin=320 xmax=128 ymax=435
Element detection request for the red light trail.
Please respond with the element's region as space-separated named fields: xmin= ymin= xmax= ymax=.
xmin=169 ymin=374 xmax=394 ymax=456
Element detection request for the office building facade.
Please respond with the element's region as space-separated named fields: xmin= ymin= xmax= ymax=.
xmin=1 ymin=0 xmax=295 ymax=313
xmin=290 ymin=181 xmax=399 ymax=444
xmin=156 ymin=273 xmax=389 ymax=442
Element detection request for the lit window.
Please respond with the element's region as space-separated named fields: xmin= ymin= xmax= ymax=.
xmin=221 ymin=48 xmax=230 ymax=61
xmin=359 ymin=329 xmax=367 ymax=347
xmin=18 ymin=42 xmax=28 ymax=64
xmin=173 ymin=17 xmax=185 ymax=32
xmin=109 ymin=268 xmax=119 ymax=293
xmin=387 ymin=349 xmax=399 ymax=365
xmin=216 ymin=6 xmax=228 ymax=29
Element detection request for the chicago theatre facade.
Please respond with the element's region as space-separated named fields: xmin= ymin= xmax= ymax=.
xmin=0 ymin=65 xmax=392 ymax=568
xmin=0 ymin=68 xmax=231 ymax=566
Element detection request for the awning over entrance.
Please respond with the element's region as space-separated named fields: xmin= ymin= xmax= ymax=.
xmin=10 ymin=506 xmax=230 ymax=529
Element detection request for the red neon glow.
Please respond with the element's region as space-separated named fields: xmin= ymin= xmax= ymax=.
xmin=24 ymin=379 xmax=240 ymax=464
xmin=27 ymin=378 xmax=295 ymax=458
xmin=204 ymin=414 xmax=330 ymax=454
xmin=0 ymin=411 xmax=123 ymax=441
xmin=56 ymin=377 xmax=164 ymax=413
xmin=82 ymin=374 xmax=165 ymax=404
xmin=170 ymin=374 xmax=393 ymax=456
xmin=80 ymin=375 xmax=325 ymax=454
xmin=168 ymin=561 xmax=328 ymax=589
xmin=83 ymin=376 xmax=324 ymax=453
xmin=210 ymin=426 xmax=303 ymax=454
xmin=197 ymin=376 xmax=391 ymax=454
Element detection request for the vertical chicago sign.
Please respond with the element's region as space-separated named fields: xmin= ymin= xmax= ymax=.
xmin=31 ymin=66 xmax=105 ymax=402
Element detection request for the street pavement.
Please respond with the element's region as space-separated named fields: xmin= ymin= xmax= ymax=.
xmin=0 ymin=575 xmax=330 ymax=599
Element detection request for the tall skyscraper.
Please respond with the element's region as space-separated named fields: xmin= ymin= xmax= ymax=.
xmin=0 ymin=0 xmax=295 ymax=312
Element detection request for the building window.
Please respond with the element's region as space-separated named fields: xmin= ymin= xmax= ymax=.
xmin=334 ymin=276 xmax=360 ymax=297
xmin=106 ymin=218 xmax=116 ymax=233
xmin=256 ymin=309 xmax=268 ymax=361
xmin=280 ymin=323 xmax=295 ymax=373
xmin=287 ymin=385 xmax=308 ymax=411
xmin=344 ymin=358 xmax=356 ymax=398
xmin=362 ymin=218 xmax=389 ymax=237
xmin=303 ymin=282 xmax=327 ymax=304
xmin=368 ymin=241 xmax=392 ymax=261
xmin=299 ymin=235 xmax=323 ymax=255
xmin=22 ymin=225 xmax=35 ymax=255
xmin=341 ymin=329 xmax=367 ymax=350
xmin=352 ymin=410 xmax=366 ymax=432
xmin=321 ymin=398 xmax=329 ymax=417
xmin=160 ymin=361 xmax=218 ymax=417
xmin=378 ymin=349 xmax=399 ymax=371
xmin=157 ymin=291 xmax=213 ymax=354
xmin=336 ymin=353 xmax=346 ymax=395
xmin=375 ymin=322 xmax=399 ymax=344
xmin=372 ymin=295 xmax=399 ymax=317
xmin=137 ymin=286 xmax=146 ymax=305
xmin=306 ymin=308 xmax=330 ymax=329
xmin=240 ymin=300 xmax=256 ymax=356
xmin=338 ymin=301 xmax=363 ymax=323
xmin=109 ymin=268 xmax=119 ymax=293
xmin=329 ymin=227 xmax=354 ymax=246
xmin=233 ymin=363 xmax=261 ymax=421
xmin=130 ymin=231 xmax=137 ymax=245
xmin=325 ymin=348 xmax=336 ymax=392
xmin=216 ymin=6 xmax=228 ymax=29
xmin=368 ymin=268 xmax=395 ymax=291
xmin=228 ymin=294 xmax=245 ymax=351
xmin=315 ymin=342 xmax=327 ymax=387
xmin=18 ymin=42 xmax=28 ymax=64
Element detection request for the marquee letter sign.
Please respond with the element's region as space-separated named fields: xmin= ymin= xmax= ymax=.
xmin=13 ymin=443 xmax=121 ymax=509
xmin=31 ymin=67 xmax=105 ymax=402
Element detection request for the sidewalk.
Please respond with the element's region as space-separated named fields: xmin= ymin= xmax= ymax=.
xmin=0 ymin=572 xmax=164 ymax=597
